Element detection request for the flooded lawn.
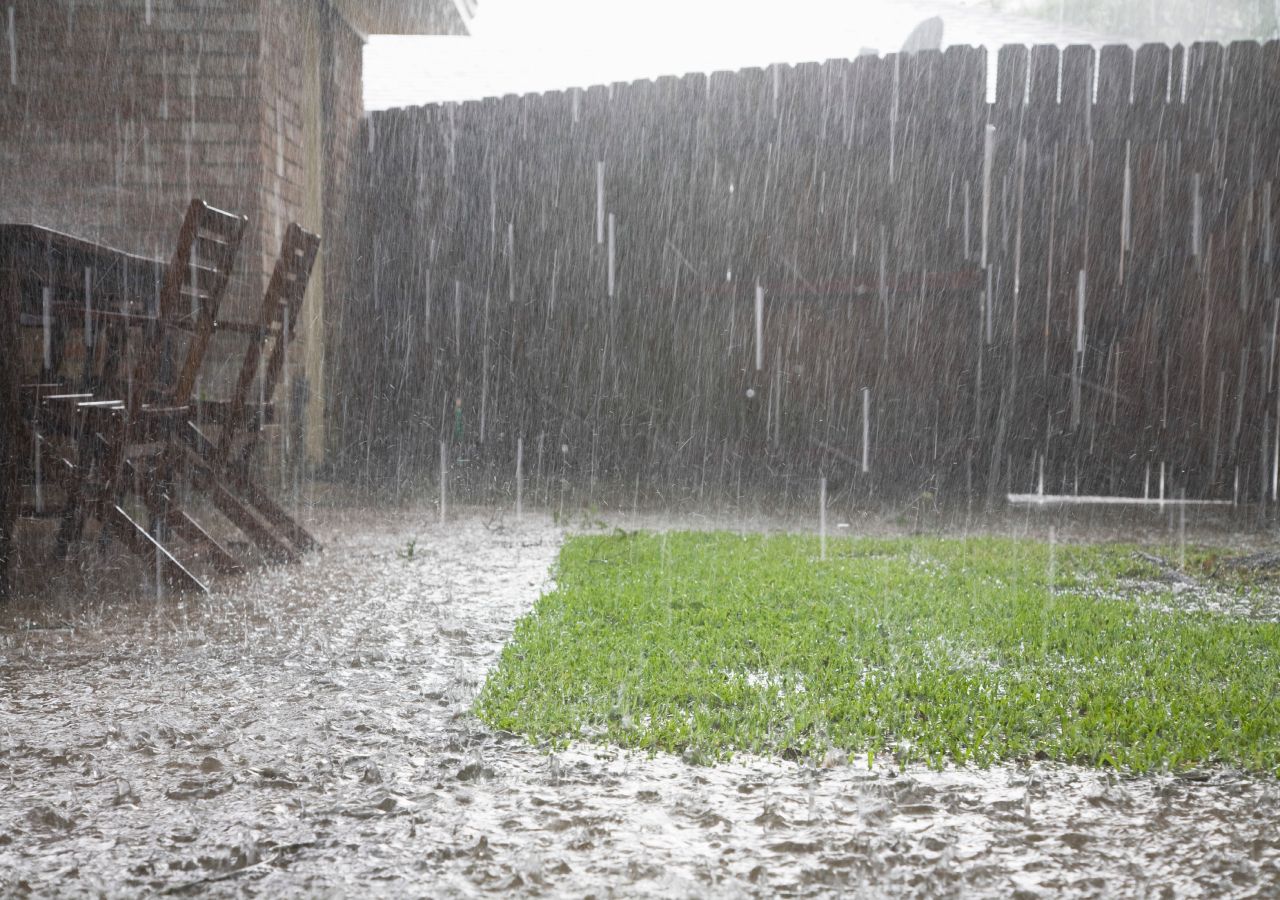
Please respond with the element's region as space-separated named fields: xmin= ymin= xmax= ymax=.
xmin=2 ymin=508 xmax=1279 ymax=896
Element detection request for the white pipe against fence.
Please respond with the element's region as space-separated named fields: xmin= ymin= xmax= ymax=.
xmin=1007 ymin=493 xmax=1231 ymax=507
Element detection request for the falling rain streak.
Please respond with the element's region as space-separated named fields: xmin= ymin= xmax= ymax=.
xmin=861 ymin=387 xmax=871 ymax=474
xmin=607 ymin=212 xmax=616 ymax=298
xmin=8 ymin=37 xmax=1273 ymax=603
xmin=595 ymin=160 xmax=605 ymax=244
xmin=5 ymin=11 xmax=1280 ymax=898
xmin=754 ymin=281 xmax=764 ymax=371
xmin=5 ymin=6 xmax=13 ymax=88
xmin=818 ymin=475 xmax=827 ymax=559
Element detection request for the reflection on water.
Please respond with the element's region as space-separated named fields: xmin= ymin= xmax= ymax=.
xmin=2 ymin=509 xmax=1278 ymax=896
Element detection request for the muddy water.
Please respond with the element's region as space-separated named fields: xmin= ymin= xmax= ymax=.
xmin=2 ymin=509 xmax=1279 ymax=897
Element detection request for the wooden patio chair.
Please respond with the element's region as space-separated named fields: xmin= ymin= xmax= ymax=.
xmin=49 ymin=198 xmax=249 ymax=592
xmin=135 ymin=220 xmax=323 ymax=568
xmin=25 ymin=206 xmax=322 ymax=594
xmin=183 ymin=222 xmax=323 ymax=558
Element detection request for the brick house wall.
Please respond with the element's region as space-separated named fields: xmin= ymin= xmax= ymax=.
xmin=0 ymin=0 xmax=263 ymax=316
xmin=318 ymin=9 xmax=363 ymax=465
xmin=0 ymin=0 xmax=364 ymax=465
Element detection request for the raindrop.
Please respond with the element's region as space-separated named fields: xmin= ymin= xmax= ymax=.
xmin=41 ymin=285 xmax=52 ymax=371
xmin=818 ymin=477 xmax=827 ymax=560
xmin=548 ymin=247 xmax=558 ymax=318
xmin=480 ymin=291 xmax=490 ymax=443
xmin=453 ymin=280 xmax=461 ymax=349
xmin=607 ymin=213 xmax=616 ymax=298
xmin=889 ymin=56 xmax=899 ymax=183
xmin=423 ymin=266 xmax=431 ymax=345
xmin=861 ymin=387 xmax=871 ymax=474
xmin=155 ymin=534 xmax=164 ymax=601
xmin=1013 ymin=138 xmax=1026 ymax=296
xmin=83 ymin=267 xmax=93 ymax=347
xmin=1047 ymin=525 xmax=1057 ymax=594
xmin=595 ymin=160 xmax=605 ymax=244
xmin=1274 ymin=414 xmax=1279 ymax=503
xmin=439 ymin=441 xmax=448 ymax=523
xmin=985 ymin=267 xmax=994 ymax=345
xmin=1178 ymin=489 xmax=1187 ymax=568
xmin=1075 ymin=269 xmax=1086 ymax=354
xmin=754 ymin=281 xmax=764 ymax=372
xmin=5 ymin=6 xmax=14 ymax=88
xmin=980 ymin=123 xmax=995 ymax=268
xmin=1121 ymin=139 xmax=1132 ymax=255
xmin=31 ymin=426 xmax=42 ymax=515
xmin=1264 ymin=181 xmax=1274 ymax=266
xmin=963 ymin=180 xmax=972 ymax=259
xmin=516 ymin=436 xmax=524 ymax=521
xmin=507 ymin=222 xmax=515 ymax=305
xmin=1191 ymin=172 xmax=1202 ymax=258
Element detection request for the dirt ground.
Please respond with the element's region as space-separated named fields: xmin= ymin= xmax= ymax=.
xmin=2 ymin=505 xmax=1278 ymax=897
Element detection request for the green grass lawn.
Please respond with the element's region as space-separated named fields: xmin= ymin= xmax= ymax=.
xmin=476 ymin=531 xmax=1280 ymax=774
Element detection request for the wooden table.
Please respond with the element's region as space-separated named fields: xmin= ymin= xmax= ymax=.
xmin=0 ymin=224 xmax=166 ymax=599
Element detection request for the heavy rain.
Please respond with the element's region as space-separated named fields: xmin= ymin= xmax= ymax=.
xmin=2 ymin=0 xmax=1280 ymax=896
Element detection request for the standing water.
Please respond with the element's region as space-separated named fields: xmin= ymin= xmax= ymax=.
xmin=3 ymin=510 xmax=1279 ymax=896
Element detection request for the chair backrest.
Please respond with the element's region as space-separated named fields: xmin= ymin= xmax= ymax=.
xmin=130 ymin=198 xmax=247 ymax=415
xmin=217 ymin=222 xmax=320 ymax=466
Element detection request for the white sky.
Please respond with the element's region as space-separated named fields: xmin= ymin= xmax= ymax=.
xmin=363 ymin=0 xmax=1124 ymax=110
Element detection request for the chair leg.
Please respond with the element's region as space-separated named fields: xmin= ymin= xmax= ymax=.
xmin=0 ymin=485 xmax=12 ymax=601
xmin=164 ymin=507 xmax=245 ymax=575
xmin=123 ymin=456 xmax=245 ymax=576
xmin=188 ymin=457 xmax=298 ymax=564
xmin=102 ymin=503 xmax=208 ymax=595
xmin=229 ymin=466 xmax=320 ymax=554
xmin=53 ymin=487 xmax=88 ymax=560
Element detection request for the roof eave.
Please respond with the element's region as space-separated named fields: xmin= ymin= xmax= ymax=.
xmin=331 ymin=0 xmax=472 ymax=36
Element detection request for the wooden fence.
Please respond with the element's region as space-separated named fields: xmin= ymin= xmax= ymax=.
xmin=334 ymin=40 xmax=1280 ymax=508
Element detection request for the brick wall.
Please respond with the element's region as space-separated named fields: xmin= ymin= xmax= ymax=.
xmin=0 ymin=0 xmax=263 ymax=328
xmin=258 ymin=0 xmax=305 ymax=294
xmin=320 ymin=6 xmax=362 ymax=462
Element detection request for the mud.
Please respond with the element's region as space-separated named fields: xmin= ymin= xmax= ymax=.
xmin=2 ymin=507 xmax=1279 ymax=897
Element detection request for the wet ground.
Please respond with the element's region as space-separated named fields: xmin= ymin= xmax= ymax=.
xmin=2 ymin=506 xmax=1279 ymax=896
